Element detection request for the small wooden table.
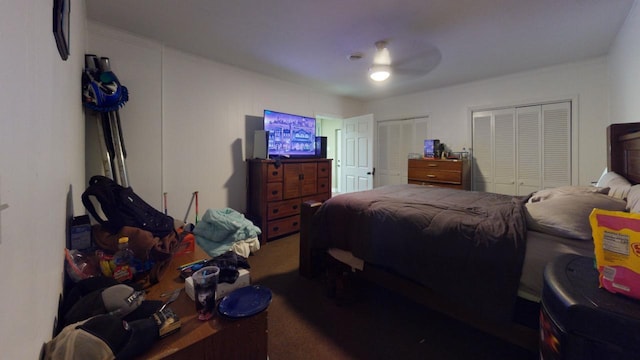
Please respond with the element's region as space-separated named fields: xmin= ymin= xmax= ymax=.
xmin=138 ymin=246 xmax=268 ymax=360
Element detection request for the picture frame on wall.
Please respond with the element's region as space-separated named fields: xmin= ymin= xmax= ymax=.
xmin=53 ymin=0 xmax=70 ymax=60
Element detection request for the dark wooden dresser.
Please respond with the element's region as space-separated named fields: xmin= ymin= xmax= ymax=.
xmin=247 ymin=158 xmax=332 ymax=242
xmin=408 ymin=158 xmax=470 ymax=190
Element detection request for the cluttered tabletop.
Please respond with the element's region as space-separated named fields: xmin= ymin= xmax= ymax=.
xmin=46 ymin=172 xmax=270 ymax=359
xmin=140 ymin=245 xmax=270 ymax=359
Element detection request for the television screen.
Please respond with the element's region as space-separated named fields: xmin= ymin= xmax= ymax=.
xmin=263 ymin=109 xmax=316 ymax=158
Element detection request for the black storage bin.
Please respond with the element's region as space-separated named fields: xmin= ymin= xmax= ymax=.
xmin=540 ymin=254 xmax=640 ymax=359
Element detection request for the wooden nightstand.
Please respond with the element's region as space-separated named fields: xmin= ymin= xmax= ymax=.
xmin=407 ymin=158 xmax=470 ymax=190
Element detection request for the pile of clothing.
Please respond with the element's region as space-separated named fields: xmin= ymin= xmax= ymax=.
xmin=193 ymin=208 xmax=261 ymax=258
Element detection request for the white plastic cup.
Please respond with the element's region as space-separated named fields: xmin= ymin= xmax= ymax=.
xmin=192 ymin=266 xmax=220 ymax=320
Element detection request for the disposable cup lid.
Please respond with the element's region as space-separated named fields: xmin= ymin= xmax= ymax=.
xmin=193 ymin=266 xmax=219 ymax=282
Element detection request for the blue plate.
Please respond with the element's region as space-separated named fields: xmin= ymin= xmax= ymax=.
xmin=218 ymin=285 xmax=272 ymax=318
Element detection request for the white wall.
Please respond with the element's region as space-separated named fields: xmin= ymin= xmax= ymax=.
xmin=87 ymin=24 xmax=364 ymax=222
xmin=0 ymin=1 xmax=86 ymax=358
xmin=86 ymin=24 xmax=164 ymax=211
xmin=364 ymin=58 xmax=611 ymax=186
xmin=0 ymin=2 xmax=633 ymax=357
xmin=609 ymin=0 xmax=640 ymax=124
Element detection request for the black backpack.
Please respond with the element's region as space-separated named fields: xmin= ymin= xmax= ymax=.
xmin=81 ymin=175 xmax=174 ymax=238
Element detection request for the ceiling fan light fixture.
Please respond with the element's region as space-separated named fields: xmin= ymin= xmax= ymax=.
xmin=369 ymin=65 xmax=391 ymax=81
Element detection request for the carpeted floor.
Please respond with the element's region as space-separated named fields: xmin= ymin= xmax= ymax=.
xmin=247 ymin=234 xmax=537 ymax=360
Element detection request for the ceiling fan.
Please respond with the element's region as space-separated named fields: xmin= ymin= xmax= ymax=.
xmin=366 ymin=40 xmax=441 ymax=82
xmin=369 ymin=40 xmax=392 ymax=81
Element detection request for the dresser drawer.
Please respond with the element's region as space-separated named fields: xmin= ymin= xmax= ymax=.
xmin=407 ymin=158 xmax=469 ymax=190
xmin=317 ymin=177 xmax=330 ymax=194
xmin=267 ymin=215 xmax=301 ymax=238
xmin=266 ymin=182 xmax=283 ymax=201
xmin=408 ymin=180 xmax=465 ymax=189
xmin=408 ymin=168 xmax=461 ymax=183
xmin=408 ymin=159 xmax=462 ymax=171
xmin=318 ymin=162 xmax=331 ymax=178
xmin=267 ymin=198 xmax=301 ymax=220
xmin=267 ymin=164 xmax=283 ymax=182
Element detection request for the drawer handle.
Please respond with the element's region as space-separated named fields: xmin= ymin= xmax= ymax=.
xmin=272 ymin=171 xmax=279 ymax=176
xmin=428 ymin=164 xmax=438 ymax=167
xmin=272 ymin=209 xmax=279 ymax=214
xmin=271 ymin=190 xmax=278 ymax=195
xmin=292 ymin=222 xmax=298 ymax=226
xmin=272 ymin=226 xmax=279 ymax=232
xmin=292 ymin=205 xmax=298 ymax=210
xmin=427 ymin=175 xmax=436 ymax=178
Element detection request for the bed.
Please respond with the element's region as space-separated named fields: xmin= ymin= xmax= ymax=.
xmin=298 ymin=122 xmax=640 ymax=350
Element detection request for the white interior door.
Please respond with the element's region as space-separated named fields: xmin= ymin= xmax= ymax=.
xmin=334 ymin=128 xmax=342 ymax=193
xmin=342 ymin=114 xmax=374 ymax=193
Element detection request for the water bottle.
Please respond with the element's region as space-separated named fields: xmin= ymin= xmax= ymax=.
xmin=113 ymin=236 xmax=135 ymax=282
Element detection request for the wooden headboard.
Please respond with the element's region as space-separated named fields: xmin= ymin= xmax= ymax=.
xmin=608 ymin=122 xmax=640 ymax=185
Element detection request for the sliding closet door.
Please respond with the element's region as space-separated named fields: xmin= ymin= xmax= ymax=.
xmin=472 ymin=109 xmax=516 ymax=193
xmin=494 ymin=109 xmax=516 ymax=194
xmin=542 ymin=102 xmax=571 ymax=189
xmin=516 ymin=106 xmax=542 ymax=195
xmin=472 ymin=101 xmax=570 ymax=195
xmin=472 ymin=112 xmax=493 ymax=192
xmin=377 ymin=118 xmax=428 ymax=186
xmin=377 ymin=121 xmax=403 ymax=186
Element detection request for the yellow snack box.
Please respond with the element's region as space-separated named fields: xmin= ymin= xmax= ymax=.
xmin=589 ymin=208 xmax=640 ymax=300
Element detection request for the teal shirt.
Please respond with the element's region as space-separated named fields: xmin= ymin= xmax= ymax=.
xmin=193 ymin=208 xmax=261 ymax=257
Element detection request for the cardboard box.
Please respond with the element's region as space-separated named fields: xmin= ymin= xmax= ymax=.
xmin=589 ymin=208 xmax=640 ymax=300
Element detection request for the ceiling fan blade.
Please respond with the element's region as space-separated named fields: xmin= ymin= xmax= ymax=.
xmin=392 ymin=48 xmax=442 ymax=77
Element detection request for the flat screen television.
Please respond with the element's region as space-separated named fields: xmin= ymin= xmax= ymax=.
xmin=263 ymin=109 xmax=316 ymax=158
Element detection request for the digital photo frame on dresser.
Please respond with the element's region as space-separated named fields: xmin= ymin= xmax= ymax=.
xmin=423 ymin=139 xmax=440 ymax=158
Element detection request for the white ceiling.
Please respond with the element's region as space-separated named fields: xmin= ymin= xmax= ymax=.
xmin=86 ymin=0 xmax=635 ymax=101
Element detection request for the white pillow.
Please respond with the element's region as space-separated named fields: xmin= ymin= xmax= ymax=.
xmin=595 ymin=167 xmax=608 ymax=186
xmin=528 ymin=186 xmax=609 ymax=203
xmin=525 ymin=192 xmax=627 ymax=240
xmin=596 ymin=171 xmax=632 ymax=199
xmin=627 ymin=185 xmax=640 ymax=213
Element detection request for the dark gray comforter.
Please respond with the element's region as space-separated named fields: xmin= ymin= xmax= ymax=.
xmin=312 ymin=184 xmax=529 ymax=323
